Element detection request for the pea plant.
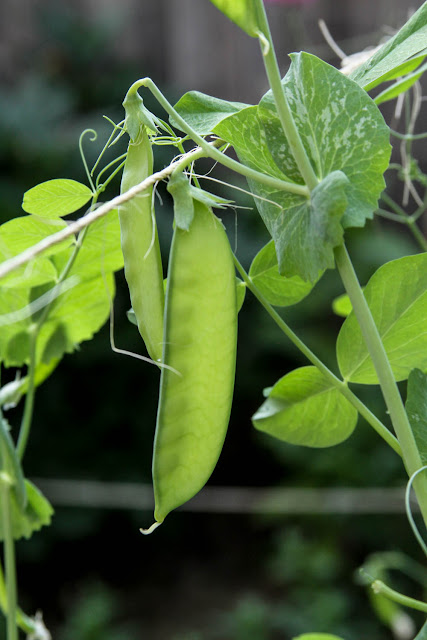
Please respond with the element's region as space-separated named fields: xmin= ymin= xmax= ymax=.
xmin=0 ymin=0 xmax=427 ymax=638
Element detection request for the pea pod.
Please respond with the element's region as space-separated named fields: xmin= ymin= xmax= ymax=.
xmin=145 ymin=201 xmax=237 ymax=530
xmin=119 ymin=125 xmax=164 ymax=363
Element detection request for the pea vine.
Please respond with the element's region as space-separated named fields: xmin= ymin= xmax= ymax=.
xmin=1 ymin=0 xmax=427 ymax=638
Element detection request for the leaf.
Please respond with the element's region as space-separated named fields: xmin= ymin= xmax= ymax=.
xmin=0 ymin=215 xmax=72 ymax=258
xmin=189 ymin=186 xmax=232 ymax=210
xmin=0 ymin=358 xmax=59 ymax=409
xmin=0 ymin=480 xmax=53 ymax=541
xmin=293 ymin=635 xmax=346 ymax=640
xmin=249 ymin=240 xmax=320 ymax=306
xmin=337 ymin=253 xmax=427 ymax=384
xmin=167 ymin=172 xmax=194 ymax=230
xmin=172 ymin=91 xmax=249 ymax=135
xmin=405 ymin=369 xmax=427 ymax=465
xmin=36 ymin=273 xmax=115 ymax=362
xmin=350 ymin=2 xmax=427 ymax=90
xmin=252 ymin=366 xmax=357 ymax=448
xmin=332 ymin=293 xmax=352 ymax=317
xmin=258 ymin=52 xmax=391 ymax=229
xmin=22 ymin=179 xmax=93 ymax=218
xmin=58 ymin=209 xmax=124 ymax=279
xmin=214 ymin=109 xmax=348 ymax=282
xmin=374 ymin=60 xmax=427 ymax=105
xmin=208 ymin=0 xmax=262 ymax=37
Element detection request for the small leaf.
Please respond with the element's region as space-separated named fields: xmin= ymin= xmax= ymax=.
xmin=167 ymin=171 xmax=194 ymax=230
xmin=293 ymin=635 xmax=346 ymax=640
xmin=208 ymin=0 xmax=262 ymax=37
xmin=374 ymin=60 xmax=427 ymax=105
xmin=172 ymin=91 xmax=249 ymax=135
xmin=22 ymin=179 xmax=93 ymax=218
xmin=0 ymin=359 xmax=60 ymax=410
xmin=252 ymin=366 xmax=357 ymax=448
xmin=332 ymin=293 xmax=353 ymax=317
xmin=350 ymin=3 xmax=427 ymax=90
xmin=249 ymin=240 xmax=321 ymax=306
xmin=0 ymin=480 xmax=53 ymax=541
xmin=337 ymin=253 xmax=427 ymax=384
xmin=189 ymin=185 xmax=232 ymax=210
xmin=405 ymin=369 xmax=427 ymax=465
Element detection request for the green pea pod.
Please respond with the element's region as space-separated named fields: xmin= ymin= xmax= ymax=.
xmin=145 ymin=201 xmax=237 ymax=530
xmin=119 ymin=126 xmax=164 ymax=363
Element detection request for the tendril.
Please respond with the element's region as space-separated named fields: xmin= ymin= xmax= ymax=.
xmin=79 ymin=129 xmax=97 ymax=193
xmin=405 ymin=466 xmax=427 ymax=558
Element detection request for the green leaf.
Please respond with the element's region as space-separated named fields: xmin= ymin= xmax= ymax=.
xmin=57 ymin=209 xmax=124 ymax=279
xmin=293 ymin=635 xmax=346 ymax=640
xmin=22 ymin=179 xmax=93 ymax=218
xmin=189 ymin=186 xmax=232 ymax=210
xmin=405 ymin=368 xmax=427 ymax=465
xmin=374 ymin=60 xmax=427 ymax=105
xmin=252 ymin=366 xmax=357 ymax=447
xmin=0 ymin=359 xmax=60 ymax=409
xmin=123 ymin=90 xmax=162 ymax=140
xmin=0 ymin=416 xmax=26 ymax=509
xmin=293 ymin=635 xmax=345 ymax=640
xmin=258 ymin=52 xmax=391 ymax=230
xmin=332 ymin=293 xmax=352 ymax=318
xmin=337 ymin=253 xmax=427 ymax=384
xmin=350 ymin=2 xmax=427 ymax=90
xmin=167 ymin=172 xmax=194 ymax=230
xmin=249 ymin=240 xmax=321 ymax=305
xmin=0 ymin=480 xmax=53 ymax=541
xmin=0 ymin=215 xmax=72 ymax=258
xmin=208 ymin=0 xmax=262 ymax=37
xmin=172 ymin=91 xmax=249 ymax=135
xmin=36 ymin=273 xmax=115 ymax=362
xmin=214 ymin=110 xmax=349 ymax=282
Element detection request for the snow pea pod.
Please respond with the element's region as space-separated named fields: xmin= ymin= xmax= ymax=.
xmin=119 ymin=125 xmax=164 ymax=362
xmin=147 ymin=201 xmax=237 ymax=529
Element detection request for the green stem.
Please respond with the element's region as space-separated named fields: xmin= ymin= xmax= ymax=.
xmin=254 ymin=1 xmax=318 ymax=191
xmin=0 ymin=474 xmax=17 ymax=640
xmin=16 ymin=329 xmax=37 ymax=461
xmin=334 ymin=243 xmax=427 ymax=526
xmin=407 ymin=217 xmax=427 ymax=252
xmin=127 ymin=79 xmax=309 ymax=198
xmin=372 ymin=580 xmax=427 ymax=613
xmin=233 ymin=255 xmax=401 ymax=456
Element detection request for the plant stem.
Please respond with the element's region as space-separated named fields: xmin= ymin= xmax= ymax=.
xmin=0 ymin=473 xmax=17 ymax=640
xmin=233 ymin=255 xmax=401 ymax=456
xmin=407 ymin=217 xmax=427 ymax=251
xmin=334 ymin=243 xmax=427 ymax=526
xmin=372 ymin=580 xmax=427 ymax=613
xmin=16 ymin=329 xmax=37 ymax=461
xmin=130 ymin=79 xmax=309 ymax=198
xmin=254 ymin=0 xmax=318 ymax=191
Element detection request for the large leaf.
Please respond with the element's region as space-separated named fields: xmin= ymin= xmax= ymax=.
xmin=374 ymin=60 xmax=427 ymax=105
xmin=258 ymin=52 xmax=391 ymax=230
xmin=405 ymin=369 xmax=427 ymax=465
xmin=214 ymin=108 xmax=348 ymax=282
xmin=0 ymin=215 xmax=73 ymax=258
xmin=350 ymin=3 xmax=427 ymax=90
xmin=54 ymin=210 xmax=124 ymax=279
xmin=249 ymin=240 xmax=321 ymax=306
xmin=208 ymin=0 xmax=262 ymax=37
xmin=293 ymin=635 xmax=346 ymax=640
xmin=337 ymin=253 xmax=427 ymax=384
xmin=252 ymin=366 xmax=358 ymax=447
xmin=172 ymin=91 xmax=249 ymax=135
xmin=22 ymin=179 xmax=93 ymax=218
xmin=0 ymin=480 xmax=53 ymax=541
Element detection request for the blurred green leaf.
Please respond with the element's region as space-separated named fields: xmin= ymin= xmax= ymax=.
xmin=0 ymin=480 xmax=53 ymax=541
xmin=208 ymin=0 xmax=262 ymax=37
xmin=172 ymin=90 xmax=249 ymax=135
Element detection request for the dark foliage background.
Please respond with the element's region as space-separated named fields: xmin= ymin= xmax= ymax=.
xmin=0 ymin=1 xmax=426 ymax=638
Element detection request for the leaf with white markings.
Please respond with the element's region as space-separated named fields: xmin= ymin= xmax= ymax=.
xmin=258 ymin=52 xmax=391 ymax=229
xmin=172 ymin=91 xmax=249 ymax=135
